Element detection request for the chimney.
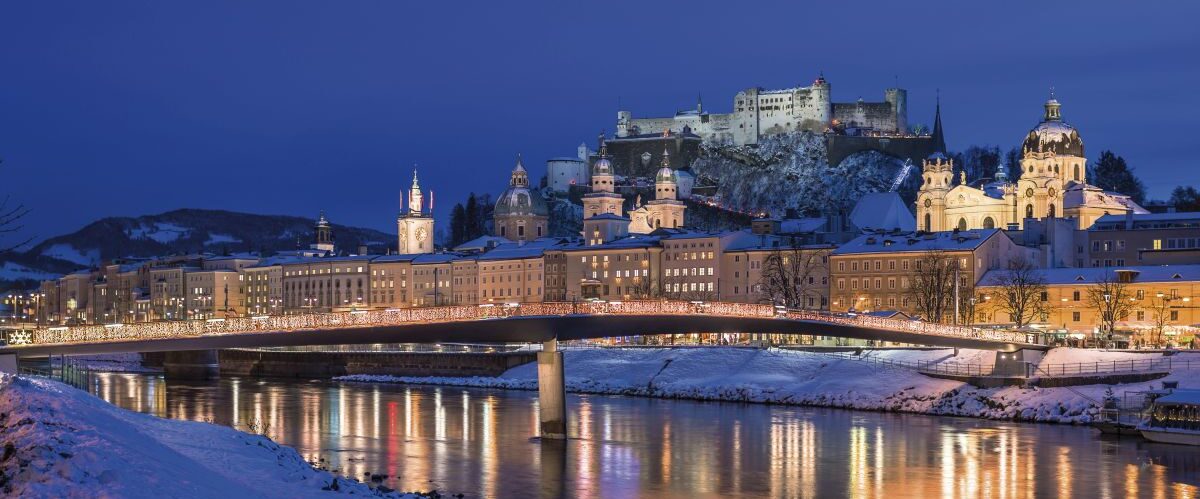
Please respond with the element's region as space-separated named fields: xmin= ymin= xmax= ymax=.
xmin=1125 ymin=209 xmax=1134 ymax=230
xmin=358 ymin=245 xmax=368 ymax=256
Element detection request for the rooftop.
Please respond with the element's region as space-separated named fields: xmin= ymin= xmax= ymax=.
xmin=833 ymin=229 xmax=1001 ymax=255
xmin=980 ymin=264 xmax=1200 ymax=286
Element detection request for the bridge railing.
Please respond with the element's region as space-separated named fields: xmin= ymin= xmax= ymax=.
xmin=16 ymin=300 xmax=1030 ymax=347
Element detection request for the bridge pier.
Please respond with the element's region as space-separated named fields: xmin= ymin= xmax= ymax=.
xmin=993 ymin=349 xmax=1045 ymax=377
xmin=163 ymin=349 xmax=220 ymax=380
xmin=0 ymin=352 xmax=17 ymax=375
xmin=537 ymin=338 xmax=567 ymax=439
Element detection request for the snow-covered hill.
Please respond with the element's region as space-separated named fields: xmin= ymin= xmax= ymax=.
xmin=0 ymin=209 xmax=396 ymax=292
xmin=690 ymin=131 xmax=906 ymax=216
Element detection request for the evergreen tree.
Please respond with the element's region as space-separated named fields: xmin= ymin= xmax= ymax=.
xmin=1169 ymin=185 xmax=1200 ymax=212
xmin=449 ymin=203 xmax=467 ymax=246
xmin=1004 ymin=147 xmax=1022 ymax=178
xmin=463 ymin=194 xmax=481 ymax=240
xmin=1089 ymin=151 xmax=1146 ymax=203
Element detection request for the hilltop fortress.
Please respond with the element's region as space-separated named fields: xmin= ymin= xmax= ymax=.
xmin=617 ymin=75 xmax=908 ymax=146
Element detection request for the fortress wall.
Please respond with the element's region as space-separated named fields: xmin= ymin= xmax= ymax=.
xmin=832 ymin=102 xmax=899 ymax=132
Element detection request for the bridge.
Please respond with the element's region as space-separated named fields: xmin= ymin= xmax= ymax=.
xmin=0 ymin=300 xmax=1046 ymax=438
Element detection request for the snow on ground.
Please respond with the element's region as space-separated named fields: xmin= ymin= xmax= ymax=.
xmin=128 ymin=222 xmax=191 ymax=244
xmin=40 ymin=244 xmax=99 ymax=266
xmin=52 ymin=353 xmax=160 ymax=373
xmin=0 ymin=262 xmax=60 ymax=281
xmin=0 ymin=375 xmax=429 ymax=499
xmin=337 ymin=347 xmax=1200 ymax=425
xmin=204 ymin=233 xmax=240 ymax=246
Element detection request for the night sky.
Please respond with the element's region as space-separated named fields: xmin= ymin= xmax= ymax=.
xmin=2 ymin=1 xmax=1197 ymax=242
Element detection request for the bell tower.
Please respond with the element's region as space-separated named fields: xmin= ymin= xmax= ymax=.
xmin=916 ymin=153 xmax=954 ymax=232
xmin=397 ymin=169 xmax=435 ymax=254
xmin=646 ymin=146 xmax=686 ymax=230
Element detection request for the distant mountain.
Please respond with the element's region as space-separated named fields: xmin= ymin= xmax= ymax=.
xmin=0 ymin=208 xmax=395 ymax=291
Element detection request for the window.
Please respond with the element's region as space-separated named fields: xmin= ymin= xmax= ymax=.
xmin=1171 ymin=311 xmax=1179 ymax=321
xmin=1072 ymin=290 xmax=1080 ymax=301
xmin=1072 ymin=311 xmax=1081 ymax=321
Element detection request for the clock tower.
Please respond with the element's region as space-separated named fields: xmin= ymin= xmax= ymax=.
xmin=397 ymin=170 xmax=435 ymax=254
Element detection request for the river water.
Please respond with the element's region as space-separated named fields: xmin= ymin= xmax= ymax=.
xmin=88 ymin=372 xmax=1198 ymax=498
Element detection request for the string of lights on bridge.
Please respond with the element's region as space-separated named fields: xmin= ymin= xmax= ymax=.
xmin=7 ymin=300 xmax=1030 ymax=347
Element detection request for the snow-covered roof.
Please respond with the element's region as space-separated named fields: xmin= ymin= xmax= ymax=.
xmin=564 ymin=234 xmax=661 ymax=251
xmin=780 ymin=217 xmax=826 ymax=234
xmin=1092 ymin=211 xmax=1200 ymax=228
xmin=586 ymin=213 xmax=630 ymax=221
xmin=833 ymin=229 xmax=1002 ymax=255
xmin=477 ymin=238 xmax=569 ymax=261
xmin=1155 ymin=389 xmax=1200 ymax=406
xmin=980 ymin=264 xmax=1200 ymax=286
xmin=453 ymin=235 xmax=508 ymax=252
xmin=1063 ymin=182 xmax=1149 ymax=215
xmin=849 ymin=192 xmax=916 ymax=232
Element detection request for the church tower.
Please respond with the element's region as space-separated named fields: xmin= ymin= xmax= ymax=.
xmin=645 ymin=147 xmax=686 ymax=230
xmin=916 ymin=152 xmax=955 ymax=232
xmin=397 ymin=170 xmax=435 ymax=254
xmin=582 ymin=134 xmax=624 ymax=219
xmin=311 ymin=212 xmax=335 ymax=254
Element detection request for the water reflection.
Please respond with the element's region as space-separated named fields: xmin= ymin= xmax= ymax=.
xmin=89 ymin=372 xmax=1199 ymax=498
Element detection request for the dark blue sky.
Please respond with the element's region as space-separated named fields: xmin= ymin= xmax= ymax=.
xmin=2 ymin=1 xmax=1197 ymax=242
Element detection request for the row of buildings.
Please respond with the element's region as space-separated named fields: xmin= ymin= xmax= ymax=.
xmin=3 ymin=97 xmax=1198 ymax=346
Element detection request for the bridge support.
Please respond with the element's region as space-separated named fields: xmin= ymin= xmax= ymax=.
xmin=0 ymin=352 xmax=17 ymax=375
xmin=993 ymin=349 xmax=1045 ymax=377
xmin=163 ymin=349 xmax=220 ymax=380
xmin=537 ymin=338 xmax=567 ymax=439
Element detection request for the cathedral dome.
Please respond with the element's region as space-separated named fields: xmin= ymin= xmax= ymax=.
xmin=1021 ymin=98 xmax=1084 ymax=157
xmin=495 ymin=156 xmax=549 ymax=218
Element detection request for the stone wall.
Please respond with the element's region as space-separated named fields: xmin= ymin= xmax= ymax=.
xmin=603 ymin=134 xmax=703 ymax=178
xmin=826 ymin=135 xmax=938 ymax=167
xmin=219 ymin=349 xmax=537 ymax=378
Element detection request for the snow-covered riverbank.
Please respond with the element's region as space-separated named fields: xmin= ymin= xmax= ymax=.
xmin=0 ymin=374 xmax=431 ymax=498
xmin=337 ymin=347 xmax=1200 ymax=424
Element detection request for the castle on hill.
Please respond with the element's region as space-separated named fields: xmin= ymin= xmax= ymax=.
xmin=616 ymin=75 xmax=908 ymax=146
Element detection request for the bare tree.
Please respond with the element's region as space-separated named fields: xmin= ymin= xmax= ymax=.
xmin=0 ymin=158 xmax=33 ymax=254
xmin=1086 ymin=270 xmax=1136 ymax=342
xmin=906 ymin=250 xmax=957 ymax=323
xmin=986 ymin=256 xmax=1047 ymax=328
xmin=759 ymin=243 xmax=828 ymax=309
xmin=957 ymin=285 xmax=979 ymax=326
xmin=1149 ymin=292 xmax=1174 ymax=348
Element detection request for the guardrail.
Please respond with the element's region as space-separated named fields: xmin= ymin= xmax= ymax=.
xmin=10 ymin=300 xmax=1031 ymax=348
xmin=818 ymin=350 xmax=1198 ymax=379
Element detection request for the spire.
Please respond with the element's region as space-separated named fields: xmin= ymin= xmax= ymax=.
xmin=661 ymin=146 xmax=671 ymax=168
xmin=697 ymin=92 xmax=703 ymax=114
xmin=408 ymin=168 xmax=424 ymax=216
xmin=930 ymin=90 xmax=946 ymax=154
xmin=597 ymin=131 xmax=607 ymax=155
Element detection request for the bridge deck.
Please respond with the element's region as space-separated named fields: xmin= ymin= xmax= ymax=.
xmin=2 ymin=301 xmax=1045 ymax=357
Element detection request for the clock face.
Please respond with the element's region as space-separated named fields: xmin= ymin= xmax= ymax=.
xmin=1025 ymin=188 xmax=1035 ymax=198
xmin=924 ymin=198 xmax=932 ymax=208
xmin=416 ymin=227 xmax=428 ymax=242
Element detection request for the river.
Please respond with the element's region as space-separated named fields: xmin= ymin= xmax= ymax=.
xmin=87 ymin=372 xmax=1198 ymax=498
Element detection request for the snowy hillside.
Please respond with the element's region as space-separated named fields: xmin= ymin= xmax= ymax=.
xmin=0 ymin=375 xmax=429 ymax=498
xmin=690 ymin=131 xmax=904 ymax=216
xmin=0 ymin=209 xmax=396 ymax=292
